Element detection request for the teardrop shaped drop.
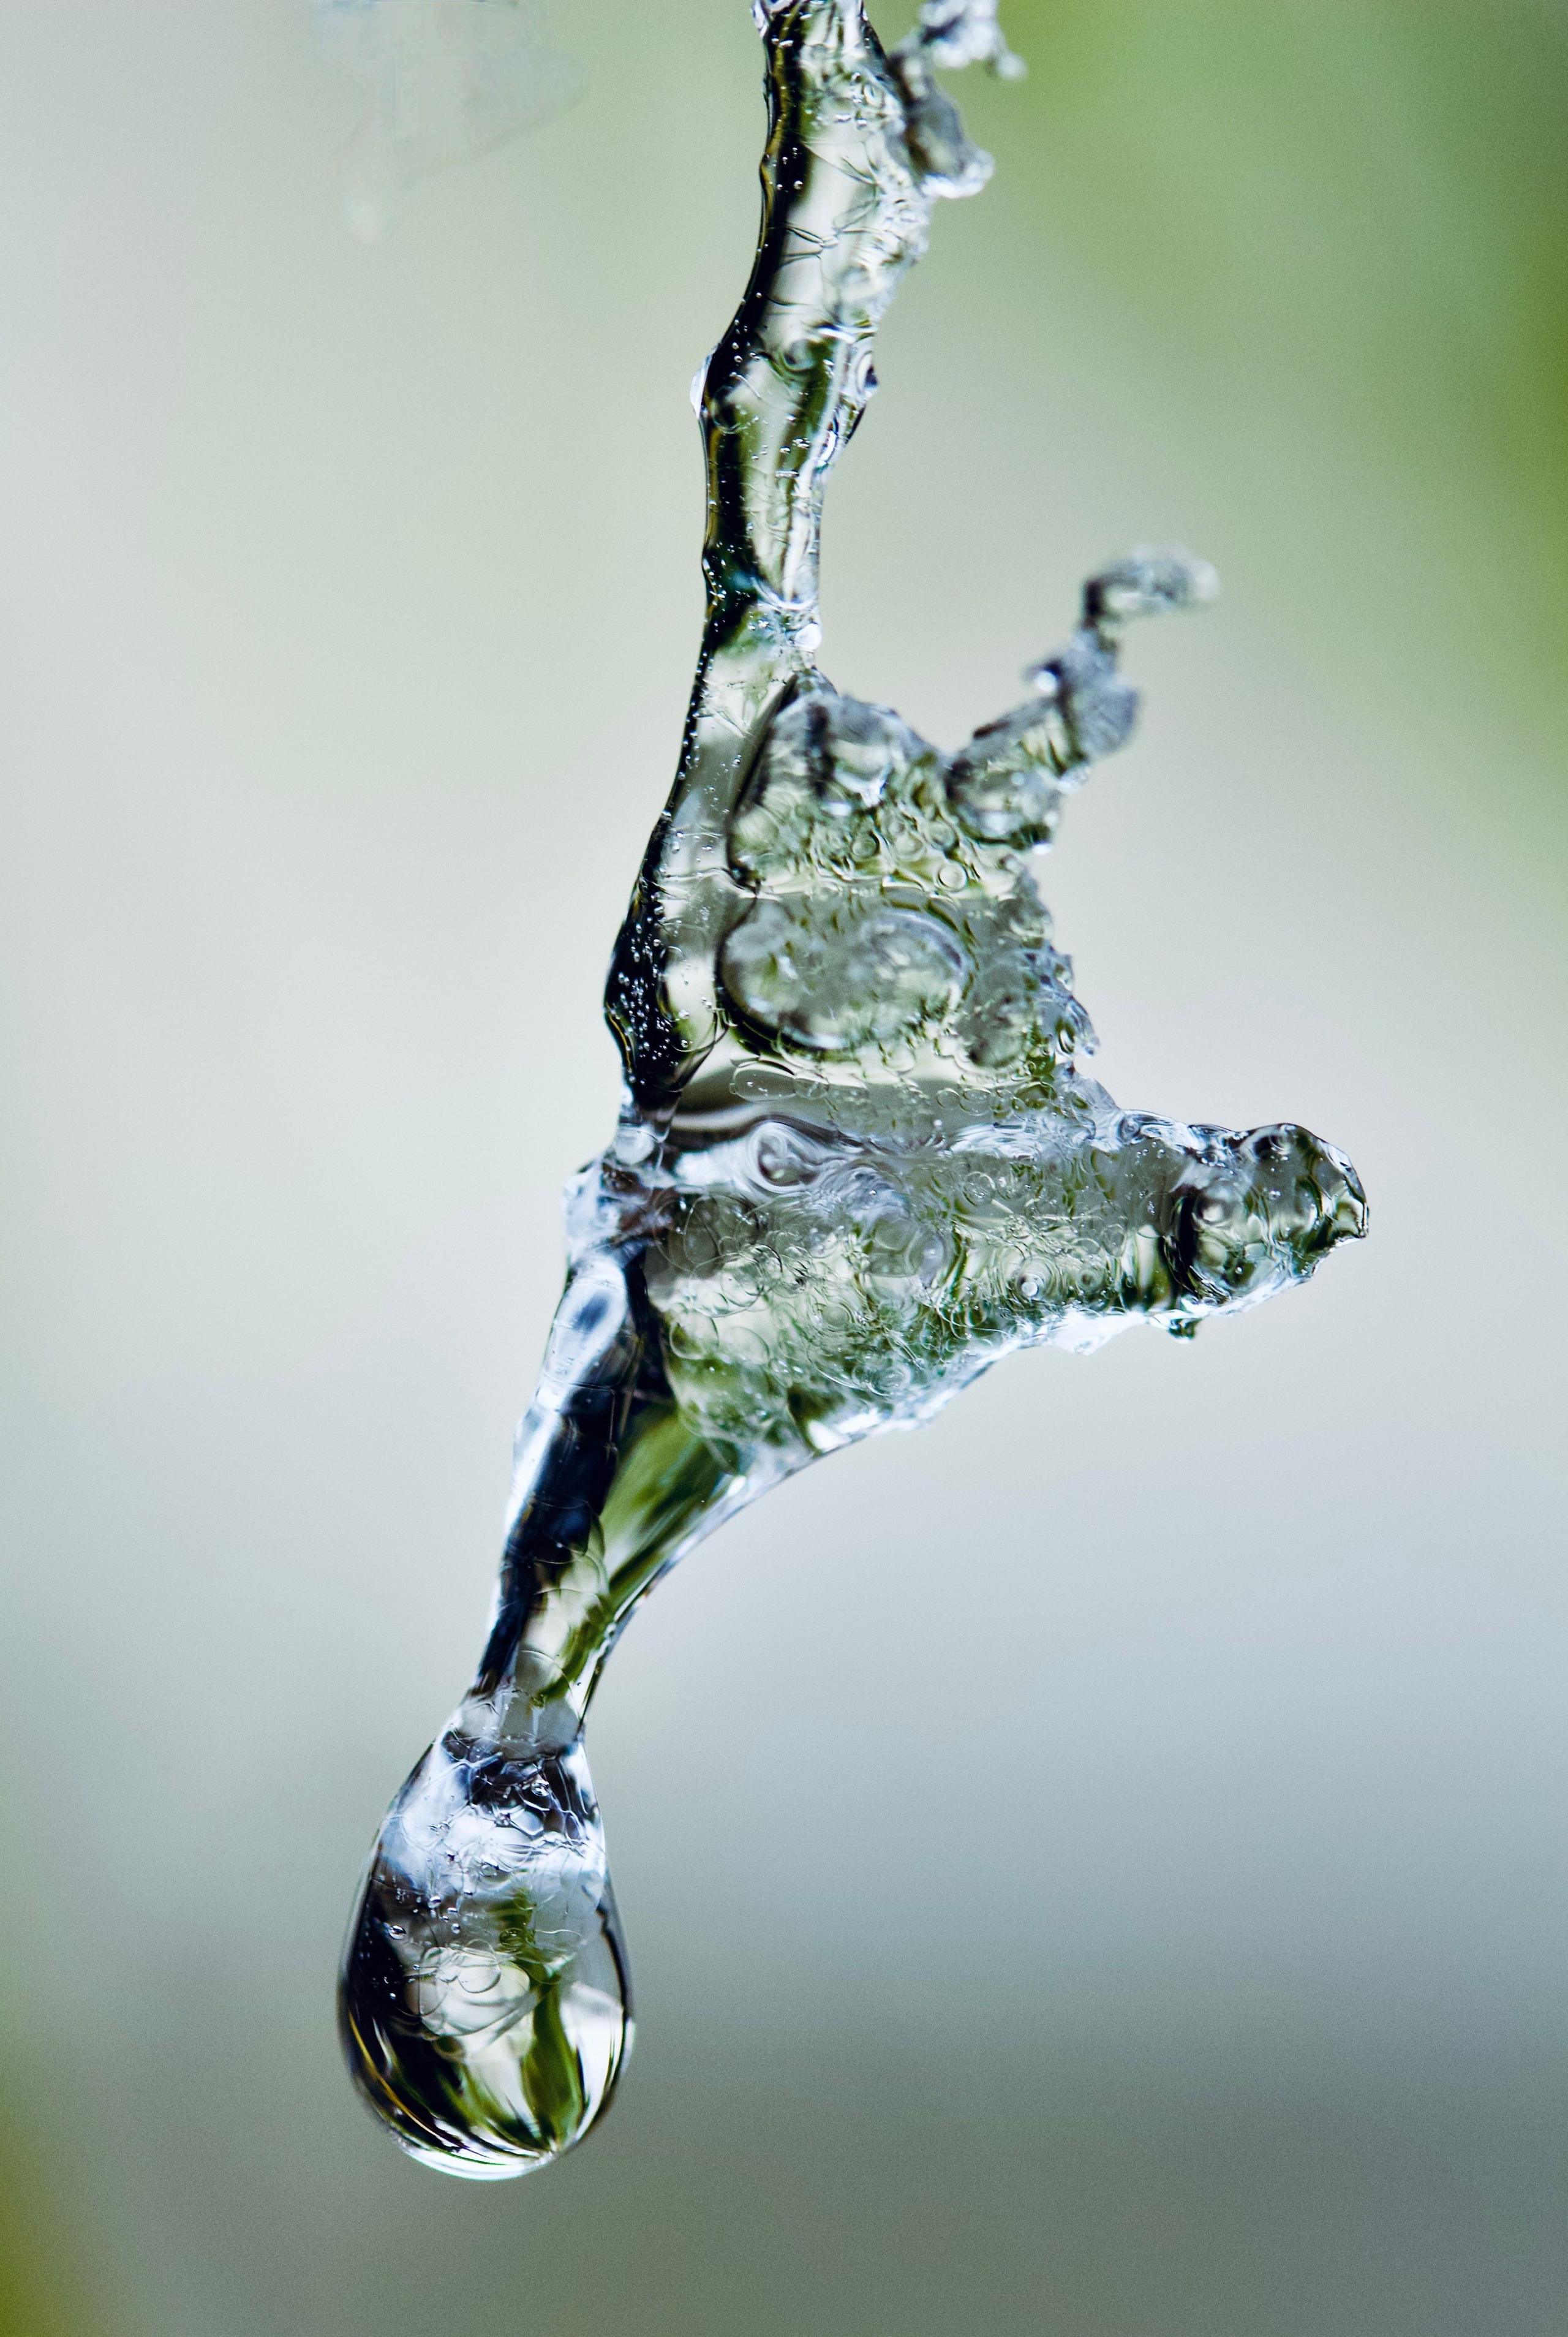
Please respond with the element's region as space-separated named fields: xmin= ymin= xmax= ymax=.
xmin=339 ymin=1721 xmax=631 ymax=2178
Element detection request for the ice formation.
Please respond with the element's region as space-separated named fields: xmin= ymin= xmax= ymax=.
xmin=339 ymin=0 xmax=1366 ymax=2177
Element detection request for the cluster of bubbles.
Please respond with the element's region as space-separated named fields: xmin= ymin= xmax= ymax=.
xmin=643 ymin=549 xmax=1362 ymax=1457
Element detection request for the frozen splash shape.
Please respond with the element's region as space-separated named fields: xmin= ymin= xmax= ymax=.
xmin=339 ymin=0 xmax=1367 ymax=2178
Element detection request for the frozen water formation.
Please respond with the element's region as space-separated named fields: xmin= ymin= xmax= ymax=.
xmin=314 ymin=0 xmax=578 ymax=240
xmin=340 ymin=0 xmax=1366 ymax=2178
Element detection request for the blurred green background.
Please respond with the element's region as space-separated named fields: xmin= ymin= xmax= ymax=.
xmin=1 ymin=2 xmax=1566 ymax=2330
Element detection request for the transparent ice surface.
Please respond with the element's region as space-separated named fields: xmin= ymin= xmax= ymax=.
xmin=339 ymin=0 xmax=1367 ymax=2178
xmin=314 ymin=0 xmax=579 ymax=240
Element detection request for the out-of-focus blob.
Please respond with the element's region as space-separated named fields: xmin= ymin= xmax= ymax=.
xmin=314 ymin=0 xmax=579 ymax=239
xmin=339 ymin=0 xmax=1366 ymax=2181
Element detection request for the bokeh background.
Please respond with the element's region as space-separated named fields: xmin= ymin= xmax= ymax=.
xmin=2 ymin=2 xmax=1566 ymax=2330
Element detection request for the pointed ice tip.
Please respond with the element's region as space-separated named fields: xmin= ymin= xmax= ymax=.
xmin=1084 ymin=548 xmax=1219 ymax=631
xmin=909 ymin=0 xmax=1023 ymax=78
xmin=1323 ymin=1147 xmax=1370 ymax=1244
xmin=1255 ymin=1125 xmax=1369 ymax=1268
